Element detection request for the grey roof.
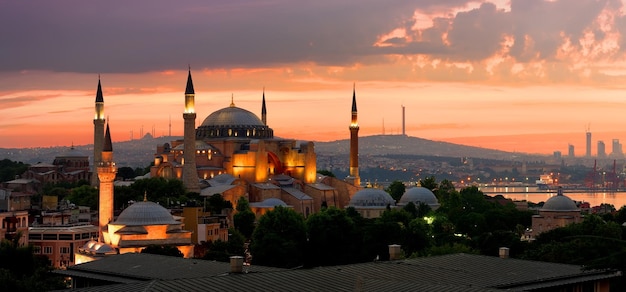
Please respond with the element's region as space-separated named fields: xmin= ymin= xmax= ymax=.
xmin=61 ymin=253 xmax=620 ymax=292
xmin=281 ymin=187 xmax=313 ymax=200
xmin=307 ymin=182 xmax=335 ymax=191
xmin=250 ymin=198 xmax=289 ymax=208
xmin=400 ymin=187 xmax=440 ymax=208
xmin=113 ymin=201 xmax=179 ymax=226
xmin=200 ymin=185 xmax=236 ymax=197
xmin=200 ymin=106 xmax=264 ymax=127
xmin=57 ymin=253 xmax=284 ymax=282
xmin=542 ymin=193 xmax=579 ymax=211
xmin=348 ymin=188 xmax=395 ymax=207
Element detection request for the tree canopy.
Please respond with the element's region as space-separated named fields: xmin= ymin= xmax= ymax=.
xmin=250 ymin=206 xmax=307 ymax=268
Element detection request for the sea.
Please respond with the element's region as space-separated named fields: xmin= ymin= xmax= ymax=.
xmin=480 ymin=186 xmax=626 ymax=209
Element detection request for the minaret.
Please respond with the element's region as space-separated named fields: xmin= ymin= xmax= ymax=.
xmin=261 ymin=88 xmax=267 ymax=125
xmin=402 ymin=105 xmax=406 ymax=136
xmin=183 ymin=68 xmax=200 ymax=193
xmin=349 ymin=84 xmax=360 ymax=187
xmin=92 ymin=77 xmax=106 ymax=186
xmin=98 ymin=123 xmax=117 ymax=239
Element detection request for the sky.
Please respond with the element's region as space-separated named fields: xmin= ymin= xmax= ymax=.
xmin=3 ymin=0 xmax=626 ymax=155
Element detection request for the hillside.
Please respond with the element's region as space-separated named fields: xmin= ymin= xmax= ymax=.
xmin=315 ymin=135 xmax=539 ymax=160
xmin=1 ymin=134 xmax=544 ymax=169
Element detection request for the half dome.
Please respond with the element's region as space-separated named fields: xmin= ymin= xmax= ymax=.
xmin=113 ymin=201 xmax=180 ymax=226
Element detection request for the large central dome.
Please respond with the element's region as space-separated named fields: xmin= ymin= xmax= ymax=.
xmin=201 ymin=106 xmax=264 ymax=127
xmin=197 ymin=104 xmax=273 ymax=139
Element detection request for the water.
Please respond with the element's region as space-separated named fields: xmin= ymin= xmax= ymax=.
xmin=479 ymin=186 xmax=626 ymax=209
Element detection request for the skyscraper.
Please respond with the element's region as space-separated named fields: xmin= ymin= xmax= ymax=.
xmin=585 ymin=131 xmax=591 ymax=157
xmin=568 ymin=144 xmax=575 ymax=157
xmin=597 ymin=140 xmax=606 ymax=158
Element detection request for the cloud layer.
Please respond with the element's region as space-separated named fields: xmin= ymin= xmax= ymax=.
xmin=2 ymin=0 xmax=626 ymax=85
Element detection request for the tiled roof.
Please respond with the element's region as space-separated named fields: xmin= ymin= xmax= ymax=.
xmin=59 ymin=253 xmax=621 ymax=292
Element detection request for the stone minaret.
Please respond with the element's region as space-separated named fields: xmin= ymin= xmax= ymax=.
xmin=92 ymin=78 xmax=106 ymax=186
xmin=98 ymin=123 xmax=117 ymax=238
xmin=261 ymin=88 xmax=267 ymax=125
xmin=349 ymin=84 xmax=360 ymax=187
xmin=183 ymin=69 xmax=200 ymax=193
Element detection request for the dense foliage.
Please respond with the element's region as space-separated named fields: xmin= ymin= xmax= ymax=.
xmin=0 ymin=159 xmax=29 ymax=183
xmin=250 ymin=206 xmax=307 ymax=268
xmin=0 ymin=236 xmax=65 ymax=291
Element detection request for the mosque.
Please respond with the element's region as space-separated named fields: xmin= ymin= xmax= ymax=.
xmin=145 ymin=70 xmax=360 ymax=216
xmin=81 ymin=70 xmax=363 ymax=260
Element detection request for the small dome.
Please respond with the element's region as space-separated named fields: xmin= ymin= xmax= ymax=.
xmin=542 ymin=193 xmax=578 ymax=212
xmin=400 ymin=187 xmax=440 ymax=210
xmin=114 ymin=201 xmax=179 ymax=226
xmin=349 ymin=189 xmax=395 ymax=207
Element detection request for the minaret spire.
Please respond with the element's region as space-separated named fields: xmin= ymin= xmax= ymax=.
xmin=349 ymin=84 xmax=360 ymax=187
xmin=92 ymin=77 xmax=106 ymax=186
xmin=230 ymin=93 xmax=235 ymax=107
xmin=262 ymin=87 xmax=267 ymax=125
xmin=182 ymin=67 xmax=200 ymax=193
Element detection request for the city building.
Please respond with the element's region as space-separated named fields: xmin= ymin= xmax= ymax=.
xmin=598 ymin=140 xmax=606 ymax=158
xmin=29 ymin=224 xmax=98 ymax=268
xmin=568 ymin=144 xmax=575 ymax=157
xmin=611 ymin=139 xmax=623 ymax=157
xmin=22 ymin=147 xmax=91 ymax=186
xmin=529 ymin=187 xmax=582 ymax=239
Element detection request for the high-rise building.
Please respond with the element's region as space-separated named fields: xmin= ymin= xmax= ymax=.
xmin=612 ymin=139 xmax=623 ymax=157
xmin=585 ymin=131 xmax=591 ymax=157
xmin=568 ymin=144 xmax=575 ymax=157
xmin=597 ymin=140 xmax=606 ymax=158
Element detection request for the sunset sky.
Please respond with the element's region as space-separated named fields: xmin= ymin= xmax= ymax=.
xmin=3 ymin=0 xmax=626 ymax=155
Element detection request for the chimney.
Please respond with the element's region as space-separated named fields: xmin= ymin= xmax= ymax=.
xmin=388 ymin=244 xmax=402 ymax=260
xmin=230 ymin=256 xmax=244 ymax=273
xmin=499 ymin=247 xmax=509 ymax=259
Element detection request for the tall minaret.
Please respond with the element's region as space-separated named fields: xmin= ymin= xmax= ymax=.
xmin=183 ymin=68 xmax=200 ymax=193
xmin=349 ymin=84 xmax=360 ymax=187
xmin=402 ymin=105 xmax=406 ymax=136
xmin=92 ymin=77 xmax=106 ymax=186
xmin=261 ymin=88 xmax=267 ymax=125
xmin=98 ymin=123 xmax=117 ymax=238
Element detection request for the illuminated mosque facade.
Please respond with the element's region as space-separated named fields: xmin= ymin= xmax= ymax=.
xmin=148 ymin=70 xmax=360 ymax=216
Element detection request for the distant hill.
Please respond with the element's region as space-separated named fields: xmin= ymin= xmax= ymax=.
xmin=315 ymin=134 xmax=541 ymax=160
xmin=0 ymin=134 xmax=544 ymax=169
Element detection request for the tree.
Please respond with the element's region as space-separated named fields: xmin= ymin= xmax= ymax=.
xmin=201 ymin=228 xmax=246 ymax=262
xmin=117 ymin=166 xmax=136 ymax=180
xmin=0 ymin=235 xmax=65 ymax=291
xmin=207 ymin=194 xmax=233 ymax=215
xmin=305 ymin=207 xmax=361 ymax=266
xmin=386 ymin=180 xmax=405 ymax=201
xmin=419 ymin=176 xmax=438 ymax=191
xmin=234 ymin=197 xmax=256 ymax=239
xmin=0 ymin=159 xmax=29 ymax=183
xmin=141 ymin=245 xmax=184 ymax=257
xmin=66 ymin=185 xmax=98 ymax=210
xmin=250 ymin=206 xmax=307 ymax=268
